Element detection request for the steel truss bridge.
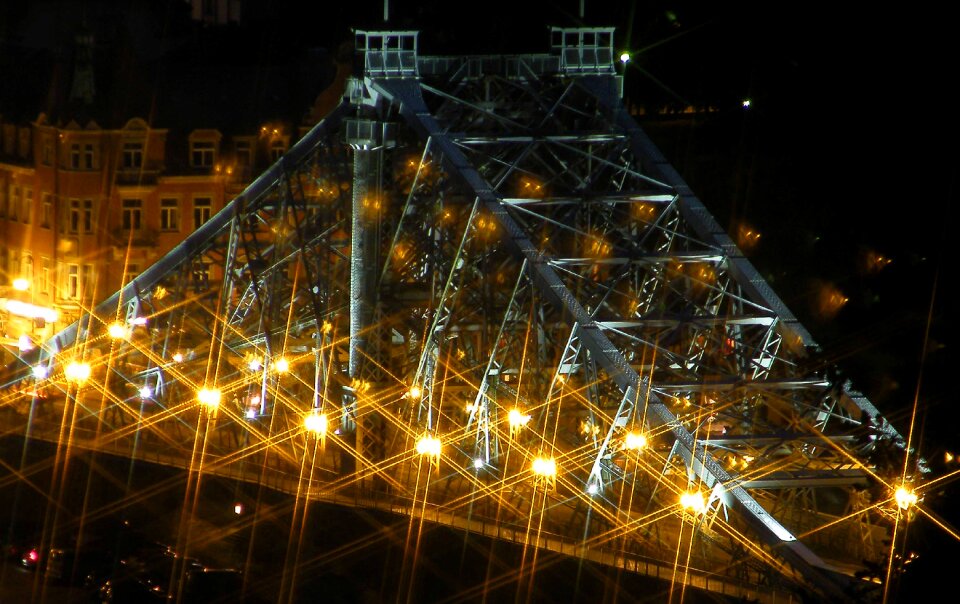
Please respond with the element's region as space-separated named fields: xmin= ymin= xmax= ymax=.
xmin=3 ymin=28 xmax=918 ymax=602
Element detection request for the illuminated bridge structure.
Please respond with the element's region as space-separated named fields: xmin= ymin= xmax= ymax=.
xmin=5 ymin=28 xmax=917 ymax=602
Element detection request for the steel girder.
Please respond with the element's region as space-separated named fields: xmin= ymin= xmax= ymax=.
xmin=4 ymin=27 xmax=917 ymax=603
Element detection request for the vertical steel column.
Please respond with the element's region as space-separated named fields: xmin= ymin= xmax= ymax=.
xmin=349 ymin=147 xmax=376 ymax=381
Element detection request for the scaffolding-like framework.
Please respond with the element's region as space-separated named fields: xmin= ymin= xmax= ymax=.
xmin=4 ymin=27 xmax=920 ymax=602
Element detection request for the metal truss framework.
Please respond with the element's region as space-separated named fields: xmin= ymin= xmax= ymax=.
xmin=6 ymin=27 xmax=919 ymax=602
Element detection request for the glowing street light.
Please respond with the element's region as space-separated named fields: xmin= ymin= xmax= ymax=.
xmin=680 ymin=491 xmax=706 ymax=515
xmin=624 ymin=431 xmax=648 ymax=451
xmin=508 ymin=408 xmax=531 ymax=437
xmin=416 ymin=434 xmax=442 ymax=457
xmin=304 ymin=411 xmax=328 ymax=436
xmin=408 ymin=385 xmax=422 ymax=400
xmin=198 ymin=387 xmax=221 ymax=411
xmin=619 ymin=51 xmax=630 ymax=64
xmin=172 ymin=352 xmax=184 ymax=363
xmin=894 ymin=486 xmax=918 ymax=511
xmin=139 ymin=386 xmax=152 ymax=399
xmin=17 ymin=335 xmax=34 ymax=352
xmin=12 ymin=278 xmax=29 ymax=291
xmin=532 ymin=455 xmax=557 ymax=490
xmin=248 ymin=357 xmax=263 ymax=372
xmin=532 ymin=456 xmax=557 ymax=478
xmin=587 ymin=481 xmax=600 ymax=496
xmin=273 ymin=357 xmax=290 ymax=374
xmin=107 ymin=322 xmax=131 ymax=340
xmin=473 ymin=457 xmax=484 ymax=470
xmin=32 ymin=365 xmax=49 ymax=379
xmin=65 ymin=361 xmax=91 ymax=384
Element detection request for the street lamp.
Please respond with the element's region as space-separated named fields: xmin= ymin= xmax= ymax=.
xmin=895 ymin=486 xmax=918 ymax=511
xmin=680 ymin=491 xmax=706 ymax=515
xmin=65 ymin=361 xmax=91 ymax=384
xmin=197 ymin=387 xmax=221 ymax=411
xmin=107 ymin=322 xmax=130 ymax=340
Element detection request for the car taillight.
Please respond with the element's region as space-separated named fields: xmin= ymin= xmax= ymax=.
xmin=27 ymin=549 xmax=39 ymax=562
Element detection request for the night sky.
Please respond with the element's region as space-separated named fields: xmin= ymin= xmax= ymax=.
xmin=1 ymin=0 xmax=956 ymax=598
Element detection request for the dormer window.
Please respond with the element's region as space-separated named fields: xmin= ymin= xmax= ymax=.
xmin=191 ymin=140 xmax=216 ymax=167
xmin=122 ymin=141 xmax=144 ymax=169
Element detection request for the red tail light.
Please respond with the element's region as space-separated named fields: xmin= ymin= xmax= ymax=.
xmin=27 ymin=549 xmax=39 ymax=562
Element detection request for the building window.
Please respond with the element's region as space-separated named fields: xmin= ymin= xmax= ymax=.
xmin=70 ymin=144 xmax=81 ymax=169
xmin=67 ymin=264 xmax=79 ymax=299
xmin=83 ymin=199 xmax=94 ymax=232
xmin=42 ymin=137 xmax=53 ymax=165
xmin=81 ymin=264 xmax=93 ymax=296
xmin=191 ymin=141 xmax=215 ymax=167
xmin=160 ymin=198 xmax=179 ymax=231
xmin=193 ymin=197 xmax=212 ymax=229
xmin=21 ymin=254 xmax=33 ymax=282
xmin=83 ymin=143 xmax=96 ymax=169
xmin=122 ymin=141 xmax=143 ymax=169
xmin=23 ymin=188 xmax=32 ymax=224
xmin=192 ymin=261 xmax=210 ymax=290
xmin=9 ymin=186 xmax=20 ymax=221
xmin=69 ymin=199 xmax=81 ymax=233
xmin=269 ymin=140 xmax=286 ymax=162
xmin=42 ymin=193 xmax=52 ymax=228
xmin=235 ymin=140 xmax=251 ymax=166
xmin=122 ymin=199 xmax=142 ymax=230
xmin=41 ymin=258 xmax=51 ymax=294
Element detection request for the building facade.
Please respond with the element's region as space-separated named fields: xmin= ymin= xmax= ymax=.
xmin=0 ymin=112 xmax=298 ymax=364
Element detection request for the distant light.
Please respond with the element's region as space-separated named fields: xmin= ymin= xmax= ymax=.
xmin=245 ymin=407 xmax=257 ymax=420
xmin=416 ymin=435 xmax=442 ymax=458
xmin=4 ymin=299 xmax=58 ymax=323
xmin=408 ymin=385 xmax=422 ymax=400
xmin=17 ymin=335 xmax=34 ymax=352
xmin=508 ymin=408 xmax=531 ymax=434
xmin=304 ymin=412 xmax=328 ymax=435
xmin=139 ymin=386 xmax=152 ymax=399
xmin=587 ymin=482 xmax=599 ymax=495
xmin=532 ymin=456 xmax=557 ymax=478
xmin=234 ymin=503 xmax=243 ymax=515
xmin=131 ymin=316 xmax=148 ymax=326
xmin=65 ymin=361 xmax=91 ymax=383
xmin=680 ymin=491 xmax=706 ymax=515
xmin=172 ymin=352 xmax=184 ymax=363
xmin=248 ymin=357 xmax=263 ymax=372
xmin=742 ymin=98 xmax=752 ymax=108
xmin=895 ymin=486 xmax=918 ymax=511
xmin=12 ymin=278 xmax=30 ymax=291
xmin=198 ymin=387 xmax=221 ymax=410
xmin=946 ymin=451 xmax=954 ymax=463
xmin=32 ymin=365 xmax=48 ymax=379
xmin=624 ymin=431 xmax=648 ymax=451
xmin=26 ymin=549 xmax=39 ymax=563
xmin=619 ymin=52 xmax=630 ymax=64
xmin=108 ymin=322 xmax=131 ymax=340
xmin=273 ymin=357 xmax=290 ymax=374
xmin=473 ymin=457 xmax=484 ymax=470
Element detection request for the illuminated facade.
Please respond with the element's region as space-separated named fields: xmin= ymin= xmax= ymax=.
xmin=0 ymin=114 xmax=299 ymax=362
